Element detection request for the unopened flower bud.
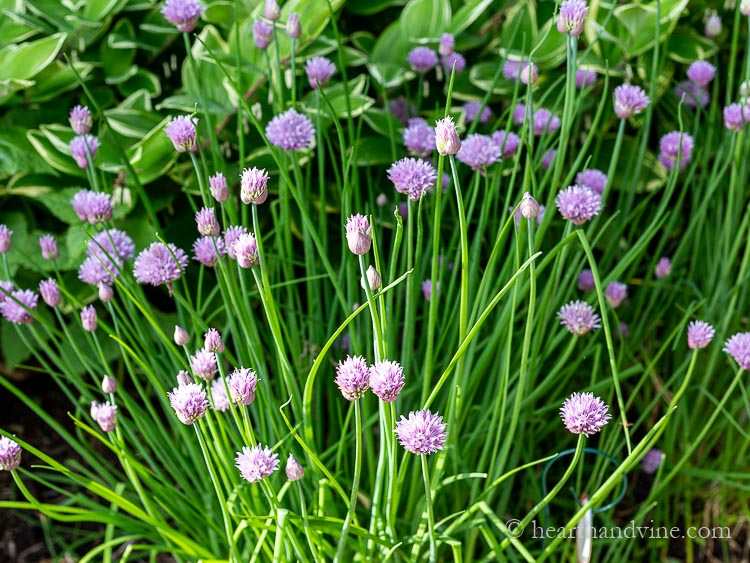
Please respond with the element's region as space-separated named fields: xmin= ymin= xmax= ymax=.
xmin=520 ymin=192 xmax=540 ymax=219
xmin=286 ymin=13 xmax=301 ymax=38
xmin=285 ymin=454 xmax=304 ymax=481
xmin=176 ymin=370 xmax=192 ymax=386
xmin=101 ymin=375 xmax=118 ymax=394
xmin=345 ymin=214 xmax=372 ymax=255
xmin=98 ymin=283 xmax=114 ymax=302
xmin=174 ymin=326 xmax=190 ymax=346
xmin=361 ymin=265 xmax=382 ymax=292
xmin=434 ymin=116 xmax=461 ymax=156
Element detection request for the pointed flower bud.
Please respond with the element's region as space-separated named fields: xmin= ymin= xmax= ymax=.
xmin=345 ymin=214 xmax=372 ymax=255
xmin=101 ymin=375 xmax=118 ymax=394
xmin=285 ymin=453 xmax=304 ymax=481
xmin=520 ymin=192 xmax=540 ymax=219
xmin=434 ymin=116 xmax=461 ymax=156
xmin=174 ymin=325 xmax=190 ymax=346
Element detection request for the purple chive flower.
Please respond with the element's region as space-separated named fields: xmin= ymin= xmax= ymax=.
xmin=642 ymin=448 xmax=663 ymax=474
xmin=512 ymin=203 xmax=545 ymax=227
xmin=190 ymin=349 xmax=218 ymax=380
xmin=102 ymin=375 xmax=117 ymax=394
xmin=39 ymin=235 xmax=59 ymax=261
xmin=723 ymin=103 xmax=750 ymax=132
xmin=39 ymin=279 xmax=60 ymax=308
xmin=161 ymin=0 xmax=204 ymax=32
xmin=195 ymin=207 xmax=219 ymax=237
xmin=407 ymin=46 xmax=438 ymax=74
xmin=176 ymin=370 xmax=192 ymax=386
xmin=210 ymin=379 xmax=230 ymax=412
xmin=240 ymin=167 xmax=270 ymax=205
xmin=90 ymin=401 xmax=117 ymax=432
xmin=560 ymin=392 xmax=611 ymax=436
xmin=286 ymin=13 xmax=301 ymax=38
xmin=223 ymin=226 xmax=247 ymax=260
xmin=395 ymin=410 xmax=447 ymax=455
xmin=576 ymin=69 xmax=597 ymax=88
xmin=81 ymin=305 xmax=98 ymax=332
xmin=335 ymin=355 xmax=370 ymax=401
xmin=687 ymin=320 xmax=715 ymax=350
xmin=228 ymin=367 xmax=258 ymax=405
xmin=69 ymin=105 xmax=92 ymax=135
xmin=174 ymin=326 xmax=190 ymax=346
xmin=286 ymin=454 xmax=304 ymax=481
xmin=655 ymin=257 xmax=672 ymax=279
xmin=492 ymin=130 xmax=521 ymax=158
xmin=398 ymin=202 xmax=409 ymax=221
xmin=209 ymin=173 xmax=229 ymax=203
xmin=0 ymin=290 xmax=38 ymax=325
xmin=253 ymin=20 xmax=273 ymax=50
xmin=659 ymin=131 xmax=694 ymax=170
xmin=266 ymin=108 xmax=315 ymax=152
xmin=0 ymin=436 xmax=22 ymax=471
xmin=686 ymin=61 xmax=716 ymax=88
xmin=345 ymin=214 xmax=372 ymax=255
xmin=557 ymin=300 xmax=601 ymax=335
xmin=556 ymin=185 xmax=601 ymax=225
xmin=441 ymin=52 xmax=466 ymax=75
xmin=71 ymin=189 xmax=113 ymax=224
xmin=236 ymin=444 xmax=279 ymax=483
xmin=434 ymin=116 xmax=461 ymax=156
xmin=168 ymin=383 xmax=209 ymax=424
xmin=369 ymin=360 xmax=406 ymax=402
xmin=0 ymin=225 xmax=11 ymax=253
xmin=204 ymin=328 xmax=224 ymax=353
xmin=705 ymin=13 xmax=722 ymax=38
xmin=512 ymin=103 xmax=527 ymax=125
xmin=617 ymin=322 xmax=629 ymax=340
xmin=233 ymin=233 xmax=259 ymax=268
xmin=533 ymin=109 xmax=561 ymax=135
xmin=503 ymin=60 xmax=522 ymax=80
xmin=557 ymin=0 xmax=588 ymax=36
xmin=389 ymin=96 xmax=416 ymax=125
xmin=541 ymin=149 xmax=556 ymax=171
xmin=165 ymin=115 xmax=198 ymax=153
xmin=674 ymin=81 xmax=709 ymax=109
xmin=133 ymin=242 xmax=189 ymax=290
xmin=519 ymin=62 xmax=539 ymax=86
xmin=70 ymin=135 xmax=100 ymax=169
xmin=723 ymin=332 xmax=750 ymax=369
xmin=605 ymin=281 xmax=628 ymax=308
xmin=421 ymin=279 xmax=439 ymax=300
xmin=387 ymin=157 xmax=437 ymax=201
xmin=439 ymin=33 xmax=455 ymax=57
xmin=613 ymin=84 xmax=650 ymax=119
xmin=305 ymin=56 xmax=336 ymax=89
xmin=578 ymin=269 xmax=595 ymax=291
xmin=193 ymin=236 xmax=226 ymax=267
xmin=0 ymin=281 xmax=12 ymax=304
xmin=456 ymin=134 xmax=501 ymax=171
xmin=79 ymin=229 xmax=135 ymax=287
xmin=575 ymin=169 xmax=607 ymax=195
xmin=403 ymin=118 xmax=435 ymax=158
xmin=463 ymin=101 xmax=493 ymax=124
xmin=264 ymin=0 xmax=280 ymax=21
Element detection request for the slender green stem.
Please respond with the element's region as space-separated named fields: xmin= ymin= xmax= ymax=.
xmin=421 ymin=455 xmax=437 ymax=563
xmin=334 ymin=400 xmax=362 ymax=562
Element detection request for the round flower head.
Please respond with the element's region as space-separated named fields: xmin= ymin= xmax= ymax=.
xmin=165 ymin=115 xmax=198 ymax=153
xmin=233 ymin=232 xmax=259 ymax=268
xmin=224 ymin=225 xmax=248 ymax=260
xmin=655 ymin=257 xmax=672 ymax=279
xmin=519 ymin=192 xmax=540 ymax=219
xmin=463 ymin=101 xmax=493 ymax=124
xmin=70 ymin=135 xmax=100 ymax=169
xmin=69 ymin=105 xmax=92 ymax=135
xmin=240 ymin=167 xmax=269 ymax=205
xmin=79 ymin=229 xmax=135 ymax=287
xmin=387 ymin=157 xmax=437 ymax=201
xmin=71 ymin=189 xmax=113 ymax=225
xmin=193 ymin=236 xmax=226 ymax=267
xmin=305 ymin=56 xmax=336 ymax=89
xmin=161 ymin=0 xmax=204 ymax=32
xmin=441 ymin=52 xmax=466 ymax=75
xmin=557 ymin=300 xmax=601 ymax=335
xmin=335 ymin=355 xmax=370 ymax=401
xmin=659 ymin=131 xmax=694 ymax=170
xmin=266 ymin=108 xmax=315 ymax=151
xmin=286 ymin=12 xmax=301 ymax=38
xmin=556 ymin=185 xmax=601 ymax=225
xmin=389 ymin=96 xmax=416 ymax=125
xmin=560 ymin=392 xmax=611 ymax=436
xmin=503 ymin=59 xmax=522 ymax=80
xmin=81 ymin=305 xmax=98 ymax=332
xmin=168 ymin=383 xmax=209 ymax=425
xmin=203 ymin=328 xmax=224 ymax=353
xmin=492 ymin=130 xmax=520 ymax=158
xmin=576 ymin=69 xmax=597 ymax=88
xmin=90 ymin=401 xmax=117 ymax=432
xmin=421 ymin=279 xmax=439 ymax=300
xmin=39 ymin=279 xmax=60 ymax=308
xmin=533 ymin=109 xmax=561 ymax=135
xmin=687 ymin=320 xmax=715 ymax=350
xmin=512 ymin=102 xmax=527 ymax=125
xmin=439 ymin=33 xmax=454 ymax=57
xmin=456 ymin=134 xmax=501 ymax=171
xmin=0 ymin=289 xmax=38 ymax=325
xmin=210 ymin=379 xmax=230 ymax=412
xmin=723 ymin=103 xmax=750 ymax=132
xmin=705 ymin=13 xmax=722 ymax=38
xmin=674 ymin=81 xmax=709 ymax=109
xmin=0 ymin=225 xmax=11 ymax=253
xmin=253 ymin=20 xmax=273 ymax=50
xmin=395 ymin=410 xmax=447 ymax=455
xmin=605 ymin=281 xmax=628 ymax=308
xmin=0 ymin=436 xmax=22 ymax=471
xmin=345 ymin=214 xmax=372 ymax=255
xmin=577 ymin=269 xmax=595 ymax=291
xmin=228 ymin=367 xmax=258 ymax=405
xmin=236 ymin=444 xmax=279 ymax=483
xmin=575 ymin=169 xmax=607 ymax=195
xmin=190 ymin=349 xmax=218 ymax=380
xmin=723 ymin=332 xmax=750 ymax=369
xmin=176 ymin=370 xmax=192 ymax=386
xmin=209 ymin=172 xmax=229 ymax=203
xmin=686 ymin=61 xmax=715 ymax=88
xmin=434 ymin=116 xmax=461 ymax=156
xmin=557 ymin=0 xmax=588 ymax=36
xmin=133 ymin=242 xmax=189 ymax=291
xmin=641 ymin=448 xmax=663 ymax=474
xmin=407 ymin=46 xmax=438 ymax=74
xmin=0 ymin=280 xmax=12 ymax=302
xmin=403 ymin=118 xmax=435 ymax=158
xmin=541 ymin=149 xmax=556 ymax=171
xmin=286 ymin=454 xmax=304 ymax=481
xmin=369 ymin=360 xmax=406 ymax=402
xmin=39 ymin=235 xmax=59 ymax=261
xmin=195 ymin=207 xmax=220 ymax=237
xmin=264 ymin=0 xmax=280 ymax=20
xmin=613 ymin=84 xmax=650 ymax=119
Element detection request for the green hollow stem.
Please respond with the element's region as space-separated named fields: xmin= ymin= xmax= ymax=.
xmin=421 ymin=455 xmax=437 ymax=563
xmin=183 ymin=32 xmax=220 ymax=171
xmin=334 ymin=400 xmax=362 ymax=562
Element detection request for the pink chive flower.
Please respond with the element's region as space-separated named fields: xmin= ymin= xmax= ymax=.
xmin=70 ymin=135 xmax=100 ymax=169
xmin=659 ymin=131 xmax=694 ymax=170
xmin=190 ymin=349 xmax=218 ymax=380
xmin=456 ymin=134 xmax=501 ymax=171
xmin=0 ymin=289 xmax=38 ymax=325
xmin=335 ymin=355 xmax=370 ymax=401
xmin=39 ymin=235 xmax=59 ymax=261
xmin=209 ymin=172 xmax=229 ymax=203
xmin=576 ymin=69 xmax=597 ymax=88
xmin=286 ymin=454 xmax=304 ymax=481
xmin=193 ymin=236 xmax=226 ymax=267
xmin=403 ymin=118 xmax=435 ymax=158
xmin=228 ymin=367 xmax=258 ymax=405
xmin=575 ymin=169 xmax=607 ymax=195
xmin=687 ymin=320 xmax=715 ymax=350
xmin=532 ymin=109 xmax=561 ymax=135
xmin=233 ymin=233 xmax=259 ymax=268
xmin=210 ymin=379 xmax=230 ymax=412
xmin=387 ymin=157 xmax=437 ymax=201
xmin=305 ymin=56 xmax=336 ymax=89
xmin=560 ymin=392 xmax=611 ymax=436
xmin=174 ymin=326 xmax=190 ymax=346
xmin=196 ymin=207 xmax=220 ymax=237
xmin=286 ymin=12 xmax=301 ymax=39
xmin=264 ymin=0 xmax=280 ymax=20
xmin=102 ymin=375 xmax=117 ymax=394
xmin=0 ymin=225 xmax=11 ymax=253
xmin=0 ymin=436 xmax=22 ymax=471
xmin=578 ymin=269 xmax=595 ymax=291
xmin=223 ymin=226 xmax=247 ymax=260
xmin=133 ymin=242 xmax=189 ymax=290
xmin=519 ymin=62 xmax=539 ymax=86
xmin=345 ymin=214 xmax=372 ymax=255
xmin=395 ymin=410 xmax=447 ymax=455
xmin=168 ymin=383 xmax=209 ymax=424
xmin=369 ymin=360 xmax=406 ymax=402
xmin=253 ymin=20 xmax=273 ymax=50
xmin=613 ymin=84 xmax=650 ymax=119
xmin=723 ymin=103 xmax=750 ymax=132
xmin=463 ymin=101 xmax=493 ymax=124
xmin=266 ymin=109 xmax=315 ymax=151
xmin=236 ymin=445 xmax=279 ymax=483
xmin=439 ymin=33 xmax=454 ymax=57
xmin=71 ymin=189 xmax=113 ymax=224
xmin=161 ymin=0 xmax=204 ymax=32
xmin=434 ymin=116 xmax=461 ymax=156
xmin=69 ymin=105 xmax=92 ymax=135
xmin=556 ymin=185 xmax=601 ymax=225
xmin=557 ymin=0 xmax=588 ymax=36
xmin=90 ymin=401 xmax=117 ymax=432
xmin=98 ymin=283 xmax=113 ymax=302
xmin=674 ymin=81 xmax=709 ymax=109
xmin=605 ymin=281 xmax=628 ymax=308
xmin=642 ymin=448 xmax=663 ymax=474
xmin=78 ymin=229 xmax=135 ymax=287
xmin=686 ymin=61 xmax=716 ymax=88
xmin=240 ymin=167 xmax=269 ymax=205
xmin=441 ymin=52 xmax=466 ymax=75
xmin=81 ymin=305 xmax=98 ymax=332
xmin=203 ymin=328 xmax=224 ymax=353
xmin=512 ymin=103 xmax=527 ymax=125
xmin=723 ymin=332 xmax=750 ymax=369
xmin=165 ymin=115 xmax=198 ymax=152
xmin=557 ymin=300 xmax=601 ymax=335
xmin=492 ymin=130 xmax=521 ymax=158
xmin=407 ymin=46 xmax=438 ymax=74
xmin=39 ymin=279 xmax=61 ymax=308
xmin=655 ymin=257 xmax=672 ymax=279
